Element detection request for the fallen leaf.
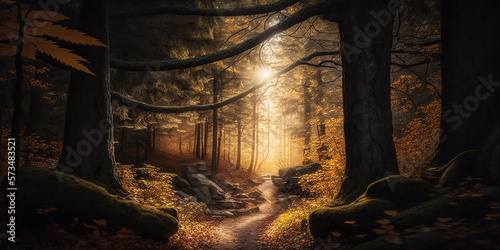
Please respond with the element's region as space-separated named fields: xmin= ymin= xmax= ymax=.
xmin=375 ymin=219 xmax=391 ymax=225
xmin=373 ymin=228 xmax=389 ymax=235
xmin=384 ymin=210 xmax=398 ymax=217
xmin=464 ymin=176 xmax=473 ymax=181
xmin=331 ymin=231 xmax=342 ymax=237
xmin=93 ymin=219 xmax=107 ymax=227
xmin=355 ymin=234 xmax=367 ymax=238
xmin=449 ymin=202 xmax=458 ymax=206
xmin=381 ymin=225 xmax=394 ymax=230
xmin=344 ymin=221 xmax=356 ymax=225
xmin=437 ymin=217 xmax=452 ymax=223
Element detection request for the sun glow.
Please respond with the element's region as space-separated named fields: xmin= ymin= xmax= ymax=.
xmin=259 ymin=69 xmax=272 ymax=81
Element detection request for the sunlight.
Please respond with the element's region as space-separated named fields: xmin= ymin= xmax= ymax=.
xmin=258 ymin=69 xmax=273 ymax=81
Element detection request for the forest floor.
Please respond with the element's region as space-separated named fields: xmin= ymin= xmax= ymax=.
xmin=214 ymin=174 xmax=278 ymax=250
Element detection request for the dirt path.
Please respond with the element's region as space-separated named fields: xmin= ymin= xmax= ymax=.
xmin=214 ymin=174 xmax=277 ymax=250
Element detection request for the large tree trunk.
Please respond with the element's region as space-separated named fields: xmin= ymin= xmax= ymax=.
xmin=248 ymin=95 xmax=257 ymax=173
xmin=330 ymin=0 xmax=399 ymax=201
xmin=10 ymin=4 xmax=26 ymax=169
xmin=57 ymin=0 xmax=126 ymax=195
xmin=211 ymin=78 xmax=218 ymax=179
xmin=439 ymin=0 xmax=500 ymax=182
xmin=302 ymin=79 xmax=312 ymax=164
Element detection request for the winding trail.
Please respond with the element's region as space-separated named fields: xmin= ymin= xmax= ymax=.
xmin=214 ymin=174 xmax=277 ymax=250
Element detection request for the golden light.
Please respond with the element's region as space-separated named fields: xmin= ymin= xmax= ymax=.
xmin=259 ymin=69 xmax=272 ymax=81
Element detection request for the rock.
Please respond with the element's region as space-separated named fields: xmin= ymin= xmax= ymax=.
xmin=309 ymin=198 xmax=397 ymax=239
xmin=218 ymin=182 xmax=239 ymax=192
xmin=238 ymin=197 xmax=259 ymax=205
xmin=175 ymin=190 xmax=195 ymax=200
xmin=271 ymin=175 xmax=285 ymax=186
xmin=172 ymin=175 xmax=190 ymax=189
xmin=188 ymin=173 xmax=226 ymax=200
xmin=229 ymin=206 xmax=260 ymax=216
xmin=439 ymin=150 xmax=477 ymax=186
xmin=181 ymin=161 xmax=207 ymax=177
xmin=364 ymin=175 xmax=439 ymax=206
xmin=12 ymin=167 xmax=178 ymax=241
xmin=216 ymin=198 xmax=245 ymax=209
xmin=207 ymin=209 xmax=235 ymax=217
xmin=233 ymin=193 xmax=250 ymax=199
xmin=192 ymin=186 xmax=213 ymax=205
xmin=248 ymin=189 xmax=264 ymax=199
xmin=279 ymin=163 xmax=321 ymax=182
xmin=232 ymin=187 xmax=245 ymax=195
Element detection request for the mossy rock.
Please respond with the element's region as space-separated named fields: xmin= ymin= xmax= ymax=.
xmin=391 ymin=186 xmax=500 ymax=229
xmin=364 ymin=175 xmax=438 ymax=207
xmin=439 ymin=150 xmax=477 ymax=187
xmin=309 ymin=198 xmax=397 ymax=239
xmin=354 ymin=231 xmax=447 ymax=250
xmin=6 ymin=167 xmax=179 ymax=241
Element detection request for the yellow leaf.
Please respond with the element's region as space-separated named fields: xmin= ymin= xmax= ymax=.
xmin=375 ymin=219 xmax=391 ymax=225
xmin=331 ymin=231 xmax=341 ymax=237
xmin=384 ymin=210 xmax=398 ymax=217
xmin=344 ymin=221 xmax=356 ymax=225
xmin=437 ymin=217 xmax=452 ymax=223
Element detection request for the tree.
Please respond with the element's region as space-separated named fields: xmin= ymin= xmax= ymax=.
xmin=439 ymin=0 xmax=500 ymax=183
xmin=56 ymin=0 xmax=127 ymax=195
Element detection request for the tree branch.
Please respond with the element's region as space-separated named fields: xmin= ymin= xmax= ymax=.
xmin=111 ymin=51 xmax=339 ymax=113
xmin=112 ymin=0 xmax=300 ymax=18
xmin=110 ymin=0 xmax=333 ymax=71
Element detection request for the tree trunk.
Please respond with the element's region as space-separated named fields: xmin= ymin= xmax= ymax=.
xmin=10 ymin=4 xmax=25 ymax=169
xmin=248 ymin=95 xmax=257 ymax=173
xmin=211 ymin=78 xmax=218 ymax=179
xmin=179 ymin=134 xmax=182 ymax=154
xmin=236 ymin=115 xmax=242 ymax=169
xmin=57 ymin=0 xmax=126 ymax=195
xmin=330 ymin=0 xmax=399 ymax=201
xmin=302 ymin=79 xmax=312 ymax=164
xmin=195 ymin=123 xmax=201 ymax=158
xmin=439 ymin=0 xmax=500 ymax=183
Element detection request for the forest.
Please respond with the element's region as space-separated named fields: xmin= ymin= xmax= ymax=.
xmin=0 ymin=0 xmax=499 ymax=249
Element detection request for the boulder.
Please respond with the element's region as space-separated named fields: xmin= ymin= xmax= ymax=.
xmin=216 ymin=198 xmax=245 ymax=209
xmin=172 ymin=175 xmax=190 ymax=189
xmin=192 ymin=186 xmax=213 ymax=205
xmin=248 ymin=189 xmax=264 ymax=199
xmin=207 ymin=209 xmax=235 ymax=217
xmin=271 ymin=175 xmax=286 ymax=186
xmin=309 ymin=198 xmax=397 ymax=239
xmin=279 ymin=163 xmax=321 ymax=182
xmin=439 ymin=150 xmax=477 ymax=186
xmin=365 ymin=175 xmax=439 ymax=206
xmin=181 ymin=161 xmax=207 ymax=177
xmin=188 ymin=173 xmax=226 ymax=200
xmin=10 ymin=167 xmax=178 ymax=241
xmin=229 ymin=206 xmax=260 ymax=216
xmin=175 ymin=190 xmax=195 ymax=200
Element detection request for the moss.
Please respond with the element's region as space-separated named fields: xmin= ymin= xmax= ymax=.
xmin=11 ymin=167 xmax=178 ymax=241
xmin=439 ymin=150 xmax=477 ymax=187
xmin=309 ymin=198 xmax=397 ymax=239
xmin=364 ymin=175 xmax=438 ymax=207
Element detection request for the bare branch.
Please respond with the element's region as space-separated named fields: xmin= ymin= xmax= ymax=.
xmin=111 ymin=51 xmax=339 ymax=113
xmin=110 ymin=0 xmax=334 ymax=71
xmin=112 ymin=0 xmax=300 ymax=18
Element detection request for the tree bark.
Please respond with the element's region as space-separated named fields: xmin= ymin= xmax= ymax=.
xmin=439 ymin=0 xmax=500 ymax=182
xmin=331 ymin=0 xmax=399 ymax=201
xmin=302 ymin=78 xmax=312 ymax=164
xmin=10 ymin=4 xmax=25 ymax=169
xmin=236 ymin=115 xmax=242 ymax=169
xmin=248 ymin=94 xmax=257 ymax=173
xmin=57 ymin=0 xmax=126 ymax=195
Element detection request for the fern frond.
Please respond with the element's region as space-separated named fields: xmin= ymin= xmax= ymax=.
xmin=31 ymin=36 xmax=94 ymax=75
xmin=37 ymin=23 xmax=106 ymax=47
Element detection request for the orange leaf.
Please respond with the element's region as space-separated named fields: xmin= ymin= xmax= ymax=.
xmin=375 ymin=219 xmax=391 ymax=225
xmin=331 ymin=231 xmax=342 ymax=237
xmin=355 ymin=234 xmax=368 ymax=239
xmin=437 ymin=217 xmax=452 ymax=223
xmin=384 ymin=235 xmax=402 ymax=244
xmin=344 ymin=221 xmax=356 ymax=225
xmin=384 ymin=210 xmax=398 ymax=217
xmin=381 ymin=225 xmax=394 ymax=230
